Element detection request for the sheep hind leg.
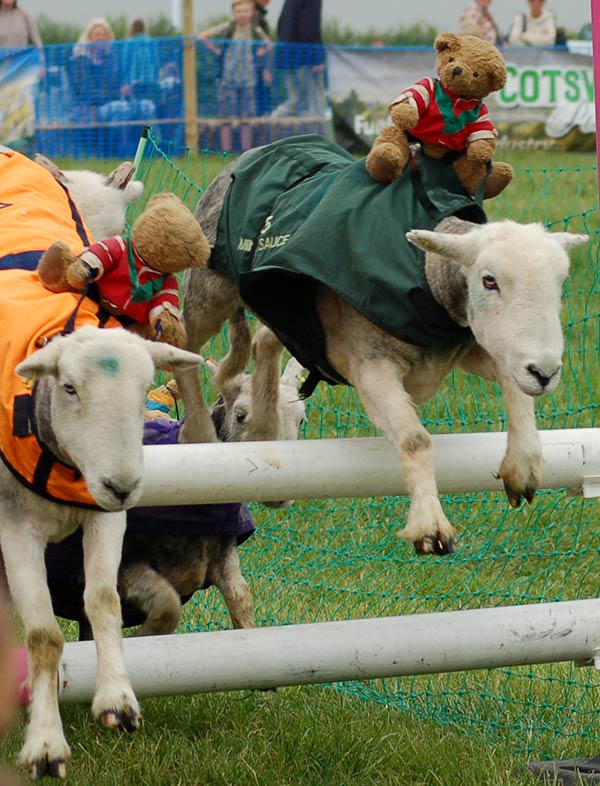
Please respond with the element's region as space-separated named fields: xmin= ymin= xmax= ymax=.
xmin=208 ymin=540 xmax=255 ymax=629
xmin=118 ymin=563 xmax=182 ymax=637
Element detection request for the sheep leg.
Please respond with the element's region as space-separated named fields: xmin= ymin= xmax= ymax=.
xmin=118 ymin=563 xmax=182 ymax=636
xmin=81 ymin=514 xmax=140 ymax=733
xmin=245 ymin=325 xmax=284 ymax=442
xmin=348 ymin=358 xmax=456 ymax=555
xmin=0 ymin=524 xmax=70 ymax=778
xmin=208 ymin=541 xmax=255 ymax=629
xmin=497 ymin=378 xmax=542 ymax=507
xmin=177 ymin=270 xmax=243 ymax=444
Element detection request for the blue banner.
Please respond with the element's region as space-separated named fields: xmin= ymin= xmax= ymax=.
xmin=0 ymin=48 xmax=40 ymax=151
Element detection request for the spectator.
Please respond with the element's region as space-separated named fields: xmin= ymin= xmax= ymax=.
xmin=252 ymin=0 xmax=271 ymax=34
xmin=270 ymin=0 xmax=327 ymax=126
xmin=198 ymin=0 xmax=272 ymax=152
xmin=458 ymin=0 xmax=503 ymax=46
xmin=508 ymin=0 xmax=557 ymax=46
xmin=70 ymin=18 xmax=154 ymax=157
xmin=121 ymin=18 xmax=160 ymax=106
xmin=0 ymin=0 xmax=41 ymax=48
xmin=252 ymin=0 xmax=272 ymax=113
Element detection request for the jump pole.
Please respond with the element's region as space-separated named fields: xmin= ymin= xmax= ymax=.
xmin=137 ymin=427 xmax=600 ymax=506
xmin=56 ymin=599 xmax=600 ymax=703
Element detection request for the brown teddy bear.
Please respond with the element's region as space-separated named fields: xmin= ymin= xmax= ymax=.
xmin=37 ymin=193 xmax=211 ymax=348
xmin=365 ymin=32 xmax=513 ymax=200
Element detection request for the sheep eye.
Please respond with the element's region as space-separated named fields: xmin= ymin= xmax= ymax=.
xmin=482 ymin=275 xmax=499 ymax=291
xmin=63 ymin=383 xmax=77 ymax=396
xmin=235 ymin=410 xmax=247 ymax=424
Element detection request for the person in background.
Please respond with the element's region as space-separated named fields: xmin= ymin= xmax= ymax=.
xmin=70 ymin=18 xmax=121 ymax=124
xmin=70 ymin=18 xmax=154 ymax=156
xmin=252 ymin=0 xmax=271 ymax=34
xmin=458 ymin=0 xmax=503 ymax=45
xmin=252 ymin=0 xmax=272 ymax=113
xmin=198 ymin=0 xmax=272 ymax=151
xmin=508 ymin=0 xmax=558 ymax=46
xmin=121 ymin=18 xmax=160 ymax=106
xmin=270 ymin=0 xmax=327 ymax=125
xmin=0 ymin=0 xmax=41 ymax=48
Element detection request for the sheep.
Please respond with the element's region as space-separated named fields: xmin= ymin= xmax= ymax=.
xmin=0 ymin=317 xmax=202 ymax=779
xmin=33 ymin=154 xmax=143 ymax=240
xmin=177 ymin=137 xmax=588 ymax=557
xmin=43 ymin=320 xmax=306 ymax=639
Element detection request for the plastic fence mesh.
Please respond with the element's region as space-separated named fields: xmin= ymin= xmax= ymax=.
xmin=132 ymin=130 xmax=600 ymax=760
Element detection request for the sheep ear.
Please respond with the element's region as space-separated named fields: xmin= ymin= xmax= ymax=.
xmin=16 ymin=340 xmax=64 ymax=379
xmin=34 ymin=153 xmax=67 ymax=185
xmin=406 ymin=229 xmax=479 ymax=267
xmin=551 ymin=232 xmax=589 ymax=252
xmin=281 ymin=357 xmax=304 ymax=390
xmin=106 ymin=161 xmax=135 ymax=190
xmin=144 ymin=342 xmax=204 ymax=371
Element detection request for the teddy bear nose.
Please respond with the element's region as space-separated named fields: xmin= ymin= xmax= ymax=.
xmin=452 ymin=66 xmax=463 ymax=78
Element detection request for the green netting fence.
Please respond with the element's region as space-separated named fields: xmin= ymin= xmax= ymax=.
xmin=131 ymin=129 xmax=600 ymax=762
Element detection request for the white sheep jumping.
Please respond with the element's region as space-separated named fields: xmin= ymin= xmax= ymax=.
xmin=0 ymin=323 xmax=202 ymax=779
xmin=178 ymin=138 xmax=588 ymax=557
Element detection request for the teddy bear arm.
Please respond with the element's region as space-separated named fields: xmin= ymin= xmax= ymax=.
xmin=390 ymin=101 xmax=419 ymax=130
xmin=151 ymin=308 xmax=188 ymax=348
xmin=466 ymin=138 xmax=497 ymax=163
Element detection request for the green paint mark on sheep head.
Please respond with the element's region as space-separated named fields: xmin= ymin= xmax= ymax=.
xmin=99 ymin=356 xmax=120 ymax=375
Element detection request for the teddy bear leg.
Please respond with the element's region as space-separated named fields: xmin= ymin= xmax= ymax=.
xmin=365 ymin=126 xmax=411 ymax=183
xmin=483 ymin=162 xmax=514 ymax=200
xmin=37 ymin=241 xmax=81 ymax=294
xmin=452 ymin=155 xmax=488 ymax=197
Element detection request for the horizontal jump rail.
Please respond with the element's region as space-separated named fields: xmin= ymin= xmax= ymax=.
xmin=57 ymin=599 xmax=600 ymax=703
xmin=137 ymin=428 xmax=600 ymax=507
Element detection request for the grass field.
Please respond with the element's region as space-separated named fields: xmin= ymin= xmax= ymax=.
xmin=1 ymin=145 xmax=599 ymax=785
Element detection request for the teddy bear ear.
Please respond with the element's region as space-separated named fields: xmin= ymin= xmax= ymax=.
xmin=435 ymin=32 xmax=461 ymax=53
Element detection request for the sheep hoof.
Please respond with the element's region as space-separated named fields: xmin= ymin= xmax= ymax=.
xmin=99 ymin=706 xmax=140 ymax=733
xmin=413 ymin=535 xmax=456 ymax=556
xmin=30 ymin=757 xmax=67 ymax=780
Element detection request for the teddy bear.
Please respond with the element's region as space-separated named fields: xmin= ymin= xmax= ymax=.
xmin=365 ymin=32 xmax=513 ymax=200
xmin=145 ymin=379 xmax=180 ymax=420
xmin=36 ymin=192 xmax=211 ymax=348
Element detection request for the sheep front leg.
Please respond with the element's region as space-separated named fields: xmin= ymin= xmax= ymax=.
xmin=0 ymin=524 xmax=69 ymax=778
xmin=82 ymin=514 xmax=140 ymax=732
xmin=497 ymin=378 xmax=542 ymax=508
xmin=350 ymin=358 xmax=456 ymax=555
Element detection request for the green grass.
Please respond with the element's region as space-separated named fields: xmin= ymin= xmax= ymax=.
xmin=3 ymin=145 xmax=599 ymax=784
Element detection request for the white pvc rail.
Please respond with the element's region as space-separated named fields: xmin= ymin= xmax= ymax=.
xmin=58 ymin=599 xmax=600 ymax=703
xmin=138 ymin=428 xmax=600 ymax=506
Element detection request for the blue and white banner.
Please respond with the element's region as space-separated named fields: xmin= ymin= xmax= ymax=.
xmin=0 ymin=48 xmax=41 ymax=150
xmin=327 ymin=45 xmax=595 ymax=153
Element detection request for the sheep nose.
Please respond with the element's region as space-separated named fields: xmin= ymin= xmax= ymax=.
xmin=102 ymin=478 xmax=137 ymax=504
xmin=527 ymin=363 xmax=560 ymax=389
xmin=452 ymin=66 xmax=463 ymax=78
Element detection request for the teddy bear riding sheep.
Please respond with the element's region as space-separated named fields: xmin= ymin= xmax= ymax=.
xmin=37 ymin=192 xmax=210 ymax=348
xmin=366 ymin=32 xmax=513 ymax=200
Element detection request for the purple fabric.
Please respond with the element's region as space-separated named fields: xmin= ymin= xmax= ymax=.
xmin=143 ymin=417 xmax=182 ymax=445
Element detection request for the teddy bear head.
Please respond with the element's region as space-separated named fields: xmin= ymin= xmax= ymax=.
xmin=434 ymin=32 xmax=506 ymax=102
xmin=130 ymin=192 xmax=210 ymax=274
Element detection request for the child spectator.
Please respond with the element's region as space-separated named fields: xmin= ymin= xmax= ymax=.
xmin=198 ymin=0 xmax=272 ymax=151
